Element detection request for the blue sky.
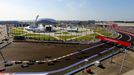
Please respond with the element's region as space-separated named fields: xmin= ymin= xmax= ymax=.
xmin=0 ymin=0 xmax=134 ymax=21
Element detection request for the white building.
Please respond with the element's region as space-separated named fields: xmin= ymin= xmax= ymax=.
xmin=25 ymin=24 xmax=56 ymax=32
xmin=67 ymin=26 xmax=78 ymax=32
xmin=0 ymin=25 xmax=8 ymax=42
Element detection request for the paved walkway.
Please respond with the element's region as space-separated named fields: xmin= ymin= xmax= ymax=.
xmin=122 ymin=70 xmax=134 ymax=75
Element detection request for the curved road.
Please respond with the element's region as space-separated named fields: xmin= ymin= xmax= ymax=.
xmin=47 ymin=32 xmax=133 ymax=75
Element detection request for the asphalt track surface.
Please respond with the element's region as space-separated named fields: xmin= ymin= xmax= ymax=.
xmin=48 ymin=32 xmax=134 ymax=75
xmin=1 ymin=31 xmax=134 ymax=75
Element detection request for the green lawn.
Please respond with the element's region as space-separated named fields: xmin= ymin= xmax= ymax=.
xmin=57 ymin=35 xmax=77 ymax=41
xmin=56 ymin=32 xmax=70 ymax=34
xmin=94 ymin=28 xmax=112 ymax=37
xmin=10 ymin=27 xmax=118 ymax=41
xmin=10 ymin=27 xmax=57 ymax=40
xmin=25 ymin=34 xmax=57 ymax=40
xmin=110 ymin=33 xmax=119 ymax=38
xmin=75 ymin=34 xmax=97 ymax=41
xmin=62 ymin=32 xmax=69 ymax=34
xmin=10 ymin=27 xmax=26 ymax=36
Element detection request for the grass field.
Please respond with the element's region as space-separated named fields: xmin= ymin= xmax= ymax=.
xmin=57 ymin=35 xmax=77 ymax=41
xmin=10 ymin=27 xmax=118 ymax=41
xmin=74 ymin=27 xmax=118 ymax=41
xmin=74 ymin=33 xmax=97 ymax=41
xmin=94 ymin=27 xmax=116 ymax=37
xmin=62 ymin=32 xmax=70 ymax=34
xmin=10 ymin=27 xmax=26 ymax=36
xmin=25 ymin=34 xmax=57 ymax=40
xmin=10 ymin=27 xmax=57 ymax=40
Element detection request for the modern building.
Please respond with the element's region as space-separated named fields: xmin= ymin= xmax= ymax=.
xmin=67 ymin=26 xmax=78 ymax=32
xmin=37 ymin=18 xmax=56 ymax=25
xmin=24 ymin=18 xmax=56 ymax=32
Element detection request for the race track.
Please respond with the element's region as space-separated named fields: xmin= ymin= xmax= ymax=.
xmin=1 ymin=29 xmax=134 ymax=75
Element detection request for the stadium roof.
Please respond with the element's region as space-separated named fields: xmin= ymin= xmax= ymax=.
xmin=37 ymin=18 xmax=56 ymax=24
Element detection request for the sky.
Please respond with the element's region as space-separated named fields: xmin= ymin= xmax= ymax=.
xmin=0 ymin=0 xmax=134 ymax=21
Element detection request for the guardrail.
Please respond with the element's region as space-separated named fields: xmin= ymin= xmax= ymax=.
xmin=0 ymin=38 xmax=13 ymax=50
xmin=65 ymin=49 xmax=122 ymax=75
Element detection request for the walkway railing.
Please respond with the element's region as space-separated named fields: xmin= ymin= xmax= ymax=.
xmin=65 ymin=49 xmax=122 ymax=75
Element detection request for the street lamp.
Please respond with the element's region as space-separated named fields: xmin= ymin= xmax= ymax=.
xmin=119 ymin=48 xmax=128 ymax=74
xmin=84 ymin=59 xmax=89 ymax=62
xmin=0 ymin=49 xmax=6 ymax=71
xmin=84 ymin=59 xmax=89 ymax=67
xmin=83 ymin=59 xmax=89 ymax=74
xmin=94 ymin=61 xmax=100 ymax=67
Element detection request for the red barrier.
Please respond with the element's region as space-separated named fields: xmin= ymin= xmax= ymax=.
xmin=85 ymin=68 xmax=94 ymax=74
xmin=96 ymin=35 xmax=131 ymax=47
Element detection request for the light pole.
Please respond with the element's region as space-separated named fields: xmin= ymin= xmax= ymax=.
xmin=83 ymin=59 xmax=88 ymax=74
xmin=119 ymin=48 xmax=128 ymax=74
xmin=94 ymin=61 xmax=100 ymax=67
xmin=110 ymin=44 xmax=116 ymax=63
xmin=0 ymin=51 xmax=6 ymax=71
xmin=0 ymin=51 xmax=6 ymax=63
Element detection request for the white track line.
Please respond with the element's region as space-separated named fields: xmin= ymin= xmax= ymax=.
xmin=127 ymin=35 xmax=132 ymax=42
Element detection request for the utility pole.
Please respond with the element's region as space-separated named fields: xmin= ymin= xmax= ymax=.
xmin=119 ymin=48 xmax=128 ymax=74
xmin=0 ymin=51 xmax=6 ymax=63
xmin=110 ymin=45 xmax=116 ymax=63
xmin=83 ymin=59 xmax=88 ymax=75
